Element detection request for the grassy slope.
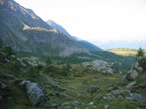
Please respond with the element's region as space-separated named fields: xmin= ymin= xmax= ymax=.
xmin=43 ymin=64 xmax=146 ymax=109
xmin=1 ymin=45 xmax=146 ymax=109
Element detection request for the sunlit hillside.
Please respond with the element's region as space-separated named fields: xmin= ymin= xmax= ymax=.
xmin=108 ymin=48 xmax=146 ymax=56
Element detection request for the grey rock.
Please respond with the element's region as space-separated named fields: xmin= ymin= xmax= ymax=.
xmin=19 ymin=80 xmax=48 ymax=106
xmin=125 ymin=61 xmax=143 ymax=81
xmin=104 ymin=105 xmax=109 ymax=109
xmin=134 ymin=62 xmax=143 ymax=72
xmin=89 ymin=101 xmax=94 ymax=105
xmin=126 ymin=69 xmax=139 ymax=81
xmin=130 ymin=93 xmax=146 ymax=102
xmin=72 ymin=100 xmax=81 ymax=106
xmin=82 ymin=60 xmax=114 ymax=75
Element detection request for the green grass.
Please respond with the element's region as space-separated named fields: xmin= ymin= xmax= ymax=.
xmin=1 ymin=45 xmax=146 ymax=109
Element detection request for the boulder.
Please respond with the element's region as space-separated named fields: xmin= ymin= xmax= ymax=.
xmin=82 ymin=60 xmax=114 ymax=75
xmin=133 ymin=62 xmax=143 ymax=72
xmin=72 ymin=100 xmax=81 ymax=106
xmin=19 ymin=80 xmax=48 ymax=106
xmin=89 ymin=101 xmax=94 ymax=105
xmin=126 ymin=70 xmax=139 ymax=81
xmin=104 ymin=105 xmax=109 ymax=109
xmin=124 ymin=61 xmax=143 ymax=81
xmin=130 ymin=93 xmax=146 ymax=102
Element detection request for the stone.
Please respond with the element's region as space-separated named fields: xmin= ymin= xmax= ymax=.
xmin=126 ymin=70 xmax=138 ymax=81
xmin=19 ymin=80 xmax=48 ymax=106
xmin=89 ymin=101 xmax=94 ymax=105
xmin=104 ymin=105 xmax=109 ymax=109
xmin=82 ymin=60 xmax=114 ymax=75
xmin=130 ymin=93 xmax=146 ymax=102
xmin=72 ymin=100 xmax=81 ymax=106
xmin=134 ymin=62 xmax=143 ymax=72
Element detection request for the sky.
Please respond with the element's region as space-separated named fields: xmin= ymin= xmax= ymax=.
xmin=14 ymin=0 xmax=146 ymax=47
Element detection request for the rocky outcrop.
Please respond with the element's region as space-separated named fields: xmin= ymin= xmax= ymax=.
xmin=82 ymin=60 xmax=114 ymax=75
xmin=125 ymin=62 xmax=143 ymax=81
xmin=19 ymin=80 xmax=48 ymax=106
xmin=102 ymin=81 xmax=146 ymax=103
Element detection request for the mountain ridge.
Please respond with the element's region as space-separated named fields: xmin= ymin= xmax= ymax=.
xmin=46 ymin=20 xmax=102 ymax=51
xmin=0 ymin=0 xmax=90 ymax=56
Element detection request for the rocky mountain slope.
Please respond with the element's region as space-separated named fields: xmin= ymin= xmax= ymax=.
xmin=0 ymin=0 xmax=89 ymax=56
xmin=46 ymin=20 xmax=101 ymax=51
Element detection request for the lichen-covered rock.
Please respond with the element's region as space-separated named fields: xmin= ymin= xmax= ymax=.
xmin=72 ymin=100 xmax=81 ymax=106
xmin=134 ymin=62 xmax=143 ymax=72
xmin=126 ymin=70 xmax=139 ymax=81
xmin=82 ymin=60 xmax=114 ymax=75
xmin=19 ymin=80 xmax=48 ymax=106
xmin=130 ymin=93 xmax=146 ymax=102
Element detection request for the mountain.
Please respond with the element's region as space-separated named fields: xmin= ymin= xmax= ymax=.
xmin=0 ymin=0 xmax=88 ymax=56
xmin=96 ymin=39 xmax=146 ymax=50
xmin=46 ymin=20 xmax=101 ymax=51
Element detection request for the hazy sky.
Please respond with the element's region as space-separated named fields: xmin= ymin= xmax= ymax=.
xmin=15 ymin=0 xmax=146 ymax=44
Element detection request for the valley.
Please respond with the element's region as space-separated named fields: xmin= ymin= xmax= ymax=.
xmin=0 ymin=0 xmax=146 ymax=109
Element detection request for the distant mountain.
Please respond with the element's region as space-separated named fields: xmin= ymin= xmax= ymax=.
xmin=97 ymin=39 xmax=146 ymax=50
xmin=46 ymin=20 xmax=101 ymax=51
xmin=0 ymin=0 xmax=88 ymax=56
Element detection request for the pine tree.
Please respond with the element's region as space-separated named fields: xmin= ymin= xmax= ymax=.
xmin=136 ymin=47 xmax=144 ymax=59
